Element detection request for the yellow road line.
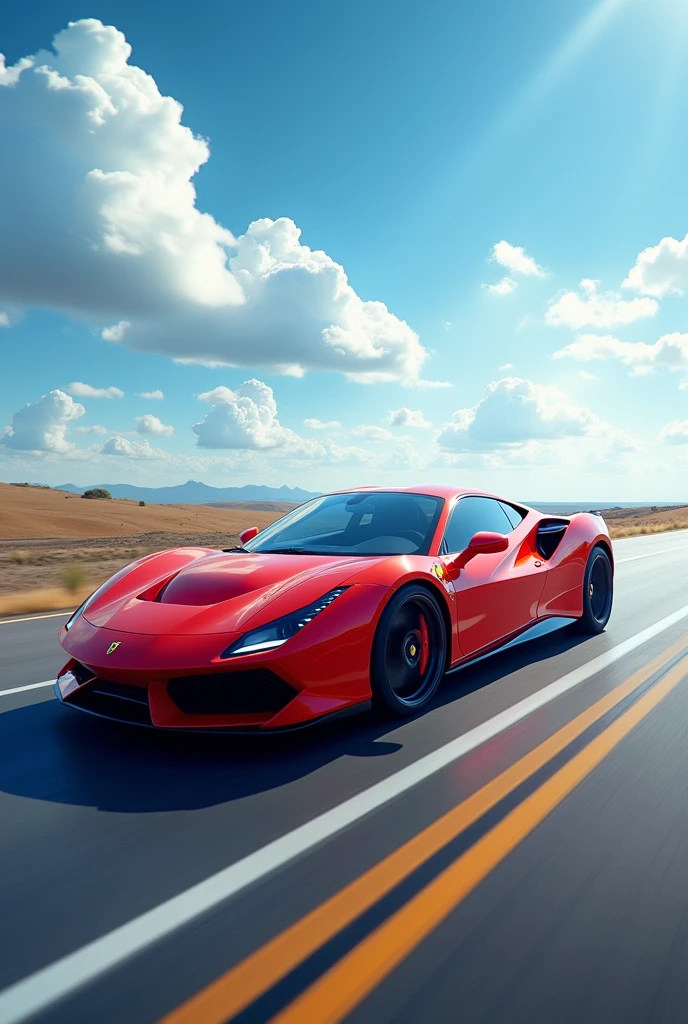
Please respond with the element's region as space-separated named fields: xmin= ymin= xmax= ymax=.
xmin=0 ymin=611 xmax=71 ymax=626
xmin=273 ymin=652 xmax=688 ymax=1024
xmin=159 ymin=636 xmax=688 ymax=1024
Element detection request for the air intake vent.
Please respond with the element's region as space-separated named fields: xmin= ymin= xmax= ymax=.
xmin=69 ymin=679 xmax=152 ymax=726
xmin=536 ymin=520 xmax=569 ymax=560
xmin=167 ymin=671 xmax=297 ymax=716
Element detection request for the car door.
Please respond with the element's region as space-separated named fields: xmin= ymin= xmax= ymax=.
xmin=441 ymin=496 xmax=547 ymax=657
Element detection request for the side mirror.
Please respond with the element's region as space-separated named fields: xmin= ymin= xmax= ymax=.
xmin=239 ymin=526 xmax=259 ymax=545
xmin=444 ymin=530 xmax=508 ymax=581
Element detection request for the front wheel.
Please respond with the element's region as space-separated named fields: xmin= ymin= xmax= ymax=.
xmin=572 ymin=545 xmax=613 ymax=634
xmin=371 ymin=585 xmax=447 ymax=717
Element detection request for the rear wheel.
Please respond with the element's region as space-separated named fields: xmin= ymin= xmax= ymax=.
xmin=573 ymin=545 xmax=613 ymax=634
xmin=371 ymin=585 xmax=447 ymax=716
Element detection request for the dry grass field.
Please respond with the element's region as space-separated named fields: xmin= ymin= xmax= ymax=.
xmin=0 ymin=483 xmax=686 ymax=615
xmin=0 ymin=483 xmax=289 ymax=612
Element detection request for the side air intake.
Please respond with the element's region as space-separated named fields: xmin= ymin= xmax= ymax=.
xmin=536 ymin=520 xmax=569 ymax=560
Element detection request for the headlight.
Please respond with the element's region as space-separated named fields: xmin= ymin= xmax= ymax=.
xmin=220 ymin=587 xmax=349 ymax=658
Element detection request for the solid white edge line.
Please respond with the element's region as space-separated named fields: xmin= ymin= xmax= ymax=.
xmin=0 ymin=680 xmax=55 ymax=698
xmin=0 ymin=611 xmax=71 ymax=626
xmin=1 ymin=605 xmax=688 ymax=1022
xmin=616 ymin=547 xmax=686 ymax=564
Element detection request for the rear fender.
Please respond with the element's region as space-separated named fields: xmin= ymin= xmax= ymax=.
xmin=538 ymin=513 xmax=612 ymax=618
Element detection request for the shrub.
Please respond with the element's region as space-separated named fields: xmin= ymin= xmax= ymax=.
xmin=139 ymin=500 xmax=146 ymax=506
xmin=62 ymin=562 xmax=86 ymax=594
xmin=81 ymin=488 xmax=112 ymax=500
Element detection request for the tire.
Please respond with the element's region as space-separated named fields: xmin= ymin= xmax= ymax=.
xmin=572 ymin=545 xmax=613 ymax=634
xmin=371 ymin=585 xmax=447 ymax=717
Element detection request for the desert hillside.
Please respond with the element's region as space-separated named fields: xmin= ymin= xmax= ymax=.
xmin=0 ymin=483 xmax=288 ymax=541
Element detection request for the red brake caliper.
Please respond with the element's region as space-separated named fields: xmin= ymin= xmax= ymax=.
xmin=419 ymin=615 xmax=429 ymax=675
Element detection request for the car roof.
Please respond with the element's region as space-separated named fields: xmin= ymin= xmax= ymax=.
xmin=322 ymin=484 xmax=533 ymax=510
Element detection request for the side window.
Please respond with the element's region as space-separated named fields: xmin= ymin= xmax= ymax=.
xmin=499 ymin=501 xmax=526 ymax=529
xmin=442 ymin=496 xmax=513 ymax=554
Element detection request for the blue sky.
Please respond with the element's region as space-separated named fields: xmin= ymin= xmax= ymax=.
xmin=1 ymin=0 xmax=688 ymax=499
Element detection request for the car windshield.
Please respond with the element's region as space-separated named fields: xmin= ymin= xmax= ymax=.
xmin=244 ymin=491 xmax=444 ymax=556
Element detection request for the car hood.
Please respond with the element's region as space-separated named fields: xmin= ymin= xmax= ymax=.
xmin=83 ymin=550 xmax=384 ymax=635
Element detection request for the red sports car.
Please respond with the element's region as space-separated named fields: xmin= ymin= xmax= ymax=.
xmin=55 ymin=486 xmax=613 ymax=731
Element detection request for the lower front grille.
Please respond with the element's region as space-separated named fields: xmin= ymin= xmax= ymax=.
xmin=68 ymin=679 xmax=152 ymax=726
xmin=167 ymin=670 xmax=297 ymax=716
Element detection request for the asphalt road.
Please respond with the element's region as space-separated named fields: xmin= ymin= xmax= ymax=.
xmin=1 ymin=529 xmax=688 ymax=1023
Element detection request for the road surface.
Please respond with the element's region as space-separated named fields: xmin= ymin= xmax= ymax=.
xmin=1 ymin=529 xmax=688 ymax=1023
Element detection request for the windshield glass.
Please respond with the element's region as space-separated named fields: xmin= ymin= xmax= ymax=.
xmin=244 ymin=491 xmax=444 ymax=556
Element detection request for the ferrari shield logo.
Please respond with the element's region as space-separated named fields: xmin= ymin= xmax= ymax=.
xmin=106 ymin=642 xmax=121 ymax=655
xmin=430 ymin=563 xmax=446 ymax=581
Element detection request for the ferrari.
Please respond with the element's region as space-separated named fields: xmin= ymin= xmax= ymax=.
xmin=55 ymin=486 xmax=614 ymax=731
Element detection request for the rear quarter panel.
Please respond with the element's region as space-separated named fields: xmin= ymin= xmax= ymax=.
xmin=538 ymin=513 xmax=612 ymax=618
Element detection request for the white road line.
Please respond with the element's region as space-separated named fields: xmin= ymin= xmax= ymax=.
xmin=617 ymin=547 xmax=687 ymax=564
xmin=0 ymin=611 xmax=71 ymax=626
xmin=1 ymin=605 xmax=688 ymax=1023
xmin=0 ymin=680 xmax=55 ymax=697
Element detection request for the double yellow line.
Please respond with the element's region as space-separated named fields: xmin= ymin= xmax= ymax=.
xmin=160 ymin=637 xmax=688 ymax=1024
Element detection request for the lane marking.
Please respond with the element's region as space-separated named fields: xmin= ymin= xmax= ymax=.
xmin=617 ymin=546 xmax=687 ymax=564
xmin=1 ymin=604 xmax=688 ymax=1024
xmin=273 ymin=653 xmax=688 ymax=1024
xmin=158 ymin=637 xmax=688 ymax=1024
xmin=0 ymin=611 xmax=71 ymax=626
xmin=0 ymin=680 xmax=54 ymax=698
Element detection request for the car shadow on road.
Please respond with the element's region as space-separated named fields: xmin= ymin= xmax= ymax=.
xmin=0 ymin=626 xmax=590 ymax=814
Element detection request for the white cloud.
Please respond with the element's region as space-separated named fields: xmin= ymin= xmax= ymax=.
xmin=303 ymin=418 xmax=341 ymax=430
xmin=0 ymin=311 xmax=10 ymax=327
xmin=135 ymin=413 xmax=173 ymax=436
xmin=623 ymin=233 xmax=688 ymax=298
xmin=74 ymin=423 xmax=107 ymax=435
xmin=2 ymin=389 xmax=85 ymax=452
xmin=386 ymin=442 xmax=425 ymax=470
xmin=546 ymin=279 xmax=658 ymax=329
xmin=579 ymin=370 xmax=598 ymax=381
xmin=137 ymin=389 xmax=164 ymax=400
xmin=67 ymin=381 xmax=124 ymax=399
xmin=499 ymin=362 xmax=514 ymax=371
xmin=484 ymin=276 xmax=517 ymax=296
xmin=352 ymin=425 xmax=394 ymax=441
xmin=0 ymin=21 xmax=429 ymax=384
xmin=553 ymin=331 xmax=688 ymax=376
xmin=492 ymin=241 xmax=544 ymax=278
xmin=483 ymin=241 xmax=543 ymax=296
xmin=101 ymin=436 xmax=161 ymax=457
xmin=440 ymin=320 xmax=452 ymax=331
xmin=659 ymin=421 xmax=688 ymax=445
xmin=387 ymin=407 xmax=432 ymax=429
xmin=192 ymin=379 xmax=375 ymax=466
xmin=437 ymin=377 xmax=598 ymax=452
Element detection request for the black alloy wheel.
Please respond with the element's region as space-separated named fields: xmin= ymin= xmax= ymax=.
xmin=371 ymin=585 xmax=447 ymax=716
xmin=573 ymin=545 xmax=614 ymax=634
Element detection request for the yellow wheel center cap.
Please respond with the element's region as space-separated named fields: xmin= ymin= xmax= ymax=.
xmin=409 ymin=644 xmax=417 ymax=657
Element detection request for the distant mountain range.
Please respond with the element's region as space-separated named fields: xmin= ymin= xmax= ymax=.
xmin=54 ymin=480 xmax=320 ymax=505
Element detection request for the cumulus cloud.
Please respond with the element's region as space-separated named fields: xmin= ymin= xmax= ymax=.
xmin=0 ymin=21 xmax=428 ymax=383
xmin=437 ymin=377 xmax=598 ymax=452
xmin=659 ymin=421 xmax=688 ymax=445
xmin=386 ymin=442 xmax=425 ymax=470
xmin=351 ymin=425 xmax=394 ymax=441
xmin=67 ymin=381 xmax=124 ymax=399
xmin=101 ymin=436 xmax=161 ymax=457
xmin=546 ymin=279 xmax=658 ymax=330
xmin=303 ymin=418 xmax=341 ymax=430
xmin=1 ymin=389 xmax=85 ymax=452
xmin=623 ymin=233 xmax=688 ymax=298
xmin=74 ymin=423 xmax=107 ymax=435
xmin=135 ymin=413 xmax=173 ymax=436
xmin=387 ymin=407 xmax=432 ymax=429
xmin=192 ymin=379 xmax=375 ymax=466
xmin=137 ymin=389 xmax=164 ymax=400
xmin=0 ymin=311 xmax=10 ymax=327
xmin=553 ymin=332 xmax=688 ymax=376
xmin=493 ymin=241 xmax=544 ymax=277
xmin=484 ymin=276 xmax=517 ymax=296
xmin=483 ymin=241 xmax=543 ymax=296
